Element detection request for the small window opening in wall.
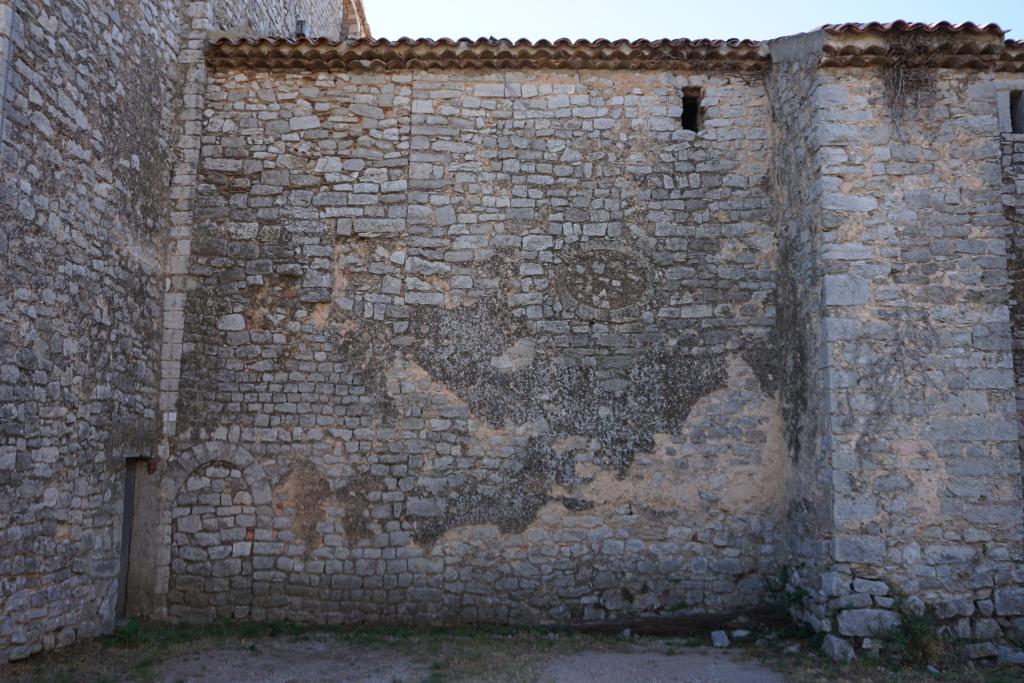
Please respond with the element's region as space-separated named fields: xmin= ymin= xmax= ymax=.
xmin=681 ymin=88 xmax=703 ymax=132
xmin=1012 ymin=91 xmax=1024 ymax=134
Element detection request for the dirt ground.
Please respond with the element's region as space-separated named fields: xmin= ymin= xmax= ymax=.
xmin=1 ymin=620 xmax=1021 ymax=683
xmin=147 ymin=638 xmax=785 ymax=683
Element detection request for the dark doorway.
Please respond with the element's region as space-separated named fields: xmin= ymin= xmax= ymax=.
xmin=116 ymin=459 xmax=141 ymax=619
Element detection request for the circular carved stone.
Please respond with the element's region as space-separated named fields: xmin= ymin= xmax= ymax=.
xmin=556 ymin=243 xmax=654 ymax=321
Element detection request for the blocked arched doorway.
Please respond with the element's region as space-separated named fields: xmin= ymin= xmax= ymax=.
xmin=167 ymin=460 xmax=255 ymax=621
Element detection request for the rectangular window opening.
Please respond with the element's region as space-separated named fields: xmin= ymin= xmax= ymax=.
xmin=1012 ymin=90 xmax=1024 ymax=134
xmin=681 ymin=88 xmax=703 ymax=133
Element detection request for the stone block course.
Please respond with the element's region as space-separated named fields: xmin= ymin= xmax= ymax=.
xmin=167 ymin=65 xmax=783 ymax=625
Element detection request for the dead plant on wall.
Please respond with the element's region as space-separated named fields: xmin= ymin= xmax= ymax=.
xmin=882 ymin=34 xmax=937 ymax=133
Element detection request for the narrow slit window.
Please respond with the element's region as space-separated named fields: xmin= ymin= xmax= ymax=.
xmin=681 ymin=88 xmax=703 ymax=132
xmin=1012 ymin=90 xmax=1024 ymax=134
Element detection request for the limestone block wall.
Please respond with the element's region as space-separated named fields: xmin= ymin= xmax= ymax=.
xmin=168 ymin=460 xmax=257 ymax=620
xmin=0 ymin=0 xmax=178 ymax=663
xmin=4 ymin=9 xmax=1023 ymax=663
xmin=1003 ymin=105 xmax=1024 ymax=621
xmin=0 ymin=2 xmax=12 ymax=119
xmin=163 ymin=66 xmax=786 ymax=624
xmin=1003 ymin=126 xmax=1024 ymax=473
xmin=768 ymin=29 xmax=1024 ymax=649
xmin=811 ymin=64 xmax=1023 ymax=643
xmin=211 ymin=0 xmax=347 ymax=40
xmin=766 ymin=34 xmax=835 ymax=633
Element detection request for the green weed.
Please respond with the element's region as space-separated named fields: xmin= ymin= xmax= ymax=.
xmin=883 ymin=602 xmax=960 ymax=669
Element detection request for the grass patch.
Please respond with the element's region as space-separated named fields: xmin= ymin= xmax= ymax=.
xmin=883 ymin=602 xmax=961 ymax=669
xmin=103 ymin=618 xmax=324 ymax=650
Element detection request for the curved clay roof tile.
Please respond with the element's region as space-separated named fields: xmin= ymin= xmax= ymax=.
xmin=821 ymin=21 xmax=1003 ymax=35
xmin=209 ymin=27 xmax=1016 ymax=71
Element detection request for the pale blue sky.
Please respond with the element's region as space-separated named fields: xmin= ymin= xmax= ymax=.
xmin=364 ymin=0 xmax=1023 ymax=41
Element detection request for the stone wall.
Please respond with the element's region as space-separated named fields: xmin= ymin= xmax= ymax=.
xmin=161 ymin=66 xmax=786 ymax=624
xmin=1002 ymin=116 xmax=1024 ymax=463
xmin=1003 ymin=99 xmax=1024 ymax=594
xmin=168 ymin=459 xmax=256 ymax=620
xmin=814 ymin=62 xmax=1022 ymax=647
xmin=0 ymin=0 xmax=179 ymax=663
xmin=823 ymin=62 xmax=1019 ymax=642
xmin=769 ymin=31 xmax=1024 ymax=651
xmin=0 ymin=2 xmax=13 ymax=128
xmin=211 ymin=0 xmax=346 ymax=40
xmin=766 ymin=32 xmax=835 ymax=633
xmin=4 ymin=8 xmax=1024 ymax=663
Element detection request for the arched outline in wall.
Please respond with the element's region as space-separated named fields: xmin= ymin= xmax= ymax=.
xmin=152 ymin=441 xmax=273 ymax=611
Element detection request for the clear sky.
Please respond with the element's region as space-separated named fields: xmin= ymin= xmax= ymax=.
xmin=364 ymin=0 xmax=1024 ymax=41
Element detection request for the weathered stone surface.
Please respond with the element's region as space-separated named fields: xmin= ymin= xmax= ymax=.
xmin=0 ymin=0 xmax=360 ymax=664
xmin=852 ymin=578 xmax=888 ymax=595
xmin=171 ymin=64 xmax=784 ymax=626
xmin=5 ymin=8 xmax=1024 ymax=664
xmin=773 ymin=30 xmax=1024 ymax=648
xmin=0 ymin=0 xmax=179 ymax=663
xmin=964 ymin=642 xmax=999 ymax=660
xmin=822 ymin=275 xmax=870 ymax=306
xmin=997 ymin=646 xmax=1024 ymax=665
xmin=210 ymin=0 xmax=348 ymax=40
xmin=832 ymin=536 xmax=886 ymax=564
xmin=822 ymin=634 xmax=855 ymax=662
xmin=837 ymin=609 xmax=901 ymax=637
xmin=995 ymin=588 xmax=1024 ymax=616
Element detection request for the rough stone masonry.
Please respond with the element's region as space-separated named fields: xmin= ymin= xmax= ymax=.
xmin=2 ymin=0 xmax=1024 ymax=664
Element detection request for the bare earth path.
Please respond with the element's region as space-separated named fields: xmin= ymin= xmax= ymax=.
xmin=154 ymin=638 xmax=431 ymax=683
xmin=2 ymin=620 xmax=1019 ymax=683
xmin=537 ymin=651 xmax=786 ymax=683
xmin=154 ymin=639 xmax=784 ymax=683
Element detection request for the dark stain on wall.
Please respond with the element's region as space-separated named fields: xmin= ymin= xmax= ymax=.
xmin=408 ymin=296 xmax=730 ymax=465
xmin=554 ymin=244 xmax=655 ymax=320
xmin=108 ymin=413 xmax=158 ymax=460
xmin=335 ymin=471 xmax=379 ymax=543
xmin=182 ymin=247 xmax=778 ymax=544
xmin=413 ymin=461 xmax=550 ymax=544
xmin=394 ymin=295 xmax=777 ymax=542
xmin=274 ymin=458 xmax=332 ymax=556
xmin=245 ymin=276 xmax=300 ymax=330
xmin=776 ymin=243 xmax=809 ymax=459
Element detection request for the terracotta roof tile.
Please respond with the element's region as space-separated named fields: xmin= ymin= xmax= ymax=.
xmin=211 ymin=36 xmax=764 ymax=50
xmin=817 ymin=21 xmax=1012 ymax=70
xmin=207 ymin=24 xmax=1021 ymax=72
xmin=822 ymin=21 xmax=1004 ymax=35
xmin=207 ymin=36 xmax=769 ymax=71
xmin=1002 ymin=40 xmax=1024 ymax=72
